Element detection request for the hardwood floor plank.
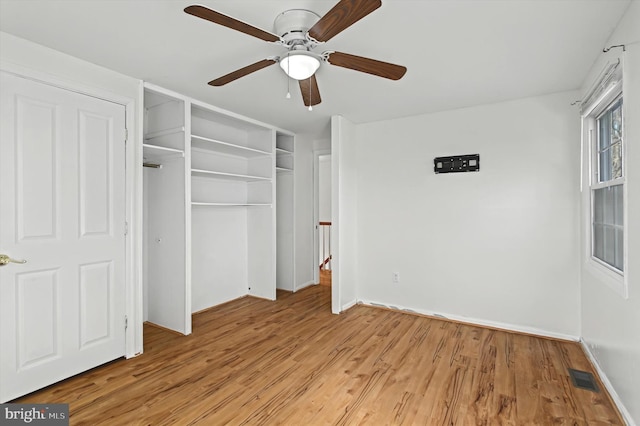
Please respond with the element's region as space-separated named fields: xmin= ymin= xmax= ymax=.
xmin=464 ymin=329 xmax=497 ymax=424
xmin=13 ymin=285 xmax=623 ymax=425
xmin=491 ymin=331 xmax=517 ymax=425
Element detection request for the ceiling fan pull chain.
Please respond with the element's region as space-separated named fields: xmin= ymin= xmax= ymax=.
xmin=308 ymin=77 xmax=313 ymax=111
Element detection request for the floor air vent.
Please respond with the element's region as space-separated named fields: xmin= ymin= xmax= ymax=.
xmin=568 ymin=368 xmax=599 ymax=392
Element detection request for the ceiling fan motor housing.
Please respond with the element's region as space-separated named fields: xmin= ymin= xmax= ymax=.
xmin=274 ymin=9 xmax=321 ymax=46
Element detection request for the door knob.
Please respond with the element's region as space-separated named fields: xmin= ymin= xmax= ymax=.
xmin=0 ymin=254 xmax=27 ymax=266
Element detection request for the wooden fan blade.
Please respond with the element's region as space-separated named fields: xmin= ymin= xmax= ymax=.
xmin=185 ymin=5 xmax=280 ymax=43
xmin=208 ymin=59 xmax=277 ymax=86
xmin=299 ymin=75 xmax=321 ymax=107
xmin=308 ymin=0 xmax=381 ymax=42
xmin=327 ymin=51 xmax=406 ymax=80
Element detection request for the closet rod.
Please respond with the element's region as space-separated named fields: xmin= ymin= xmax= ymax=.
xmin=143 ymin=162 xmax=162 ymax=169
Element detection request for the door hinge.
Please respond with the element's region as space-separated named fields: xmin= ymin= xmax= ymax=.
xmin=125 ymin=221 xmax=128 ymax=236
xmin=124 ymin=128 xmax=128 ymax=143
xmin=125 ymin=315 xmax=128 ymax=330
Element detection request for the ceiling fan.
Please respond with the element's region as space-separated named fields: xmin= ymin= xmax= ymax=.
xmin=184 ymin=0 xmax=407 ymax=109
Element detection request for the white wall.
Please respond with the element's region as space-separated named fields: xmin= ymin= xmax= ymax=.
xmin=319 ymin=156 xmax=332 ymax=222
xmin=191 ymin=208 xmax=248 ymax=310
xmin=294 ymin=133 xmax=316 ymax=290
xmin=580 ymin=3 xmax=640 ymax=424
xmin=332 ymin=116 xmax=358 ymax=313
xmin=351 ymin=92 xmax=581 ymax=337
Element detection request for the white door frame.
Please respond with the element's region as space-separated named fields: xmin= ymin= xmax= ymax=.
xmin=1 ymin=61 xmax=142 ymax=358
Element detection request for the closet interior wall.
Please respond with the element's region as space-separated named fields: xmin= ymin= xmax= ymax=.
xmin=276 ymin=133 xmax=295 ymax=291
xmin=190 ymin=103 xmax=276 ymax=310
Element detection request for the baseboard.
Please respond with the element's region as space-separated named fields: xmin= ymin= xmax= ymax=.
xmin=143 ymin=321 xmax=189 ymax=336
xmin=294 ymin=280 xmax=316 ymax=292
xmin=580 ymin=340 xmax=636 ymax=426
xmin=358 ymin=299 xmax=580 ymax=342
xmin=341 ymin=299 xmax=357 ymax=311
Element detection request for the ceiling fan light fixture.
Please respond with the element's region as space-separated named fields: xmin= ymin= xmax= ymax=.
xmin=280 ymin=51 xmax=320 ymax=80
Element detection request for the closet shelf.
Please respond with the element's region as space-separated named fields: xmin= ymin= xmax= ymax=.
xmin=143 ymin=144 xmax=185 ymax=163
xmin=192 ymin=202 xmax=272 ymax=207
xmin=144 ymin=126 xmax=185 ymax=140
xmin=276 ymin=167 xmax=293 ymax=173
xmin=191 ymin=168 xmax=271 ymax=182
xmin=191 ymin=134 xmax=271 ymax=158
xmin=276 ymin=147 xmax=293 ymax=155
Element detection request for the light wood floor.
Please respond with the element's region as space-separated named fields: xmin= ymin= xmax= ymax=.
xmin=319 ymin=268 xmax=332 ymax=286
xmin=15 ymin=285 xmax=622 ymax=425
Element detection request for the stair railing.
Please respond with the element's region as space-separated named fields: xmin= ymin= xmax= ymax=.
xmin=319 ymin=221 xmax=332 ymax=271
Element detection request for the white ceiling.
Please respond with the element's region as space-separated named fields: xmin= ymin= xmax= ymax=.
xmin=0 ymin=0 xmax=631 ymax=134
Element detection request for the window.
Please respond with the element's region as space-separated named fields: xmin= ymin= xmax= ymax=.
xmin=590 ymin=93 xmax=624 ymax=274
xmin=592 ymin=96 xmax=624 ymax=272
xmin=581 ymin=59 xmax=625 ymax=296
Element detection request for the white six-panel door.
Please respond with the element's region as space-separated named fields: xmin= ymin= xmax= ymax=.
xmin=0 ymin=72 xmax=127 ymax=402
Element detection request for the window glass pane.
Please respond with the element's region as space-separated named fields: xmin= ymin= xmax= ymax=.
xmin=593 ymin=188 xmax=604 ymax=224
xmin=593 ymin=186 xmax=624 ymax=271
xmin=611 ymin=100 xmax=623 ymax=179
xmin=611 ymin=141 xmax=622 ymax=179
xmin=599 ymin=111 xmax=611 ymax=151
xmin=599 ymin=149 xmax=611 ymax=182
xmin=604 ymin=225 xmax=615 ymax=265
xmin=615 ymin=228 xmax=624 ymax=271
xmin=593 ymin=224 xmax=604 ymax=261
xmin=593 ymin=186 xmax=623 ymax=226
xmin=597 ymin=97 xmax=623 ymax=183
xmin=612 ymin=100 xmax=622 ymax=138
xmin=603 ymin=187 xmax=614 ymax=224
xmin=613 ymin=184 xmax=623 ymax=226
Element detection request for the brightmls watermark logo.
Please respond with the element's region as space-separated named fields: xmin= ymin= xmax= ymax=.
xmin=1 ymin=404 xmax=68 ymax=425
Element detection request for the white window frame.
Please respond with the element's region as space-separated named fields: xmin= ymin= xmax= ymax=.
xmin=582 ymin=79 xmax=627 ymax=298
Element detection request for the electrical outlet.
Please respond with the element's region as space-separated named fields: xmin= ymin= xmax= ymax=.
xmin=392 ymin=272 xmax=400 ymax=283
